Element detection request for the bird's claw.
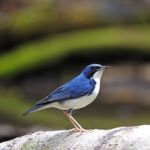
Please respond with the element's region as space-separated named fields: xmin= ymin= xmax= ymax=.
xmin=74 ymin=128 xmax=87 ymax=132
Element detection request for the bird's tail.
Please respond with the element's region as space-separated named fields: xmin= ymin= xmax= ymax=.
xmin=22 ymin=104 xmax=44 ymax=116
xmin=22 ymin=96 xmax=51 ymax=116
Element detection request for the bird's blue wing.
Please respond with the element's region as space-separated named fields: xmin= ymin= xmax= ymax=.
xmin=35 ymin=75 xmax=95 ymax=106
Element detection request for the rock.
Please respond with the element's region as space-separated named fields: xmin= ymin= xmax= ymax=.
xmin=0 ymin=125 xmax=150 ymax=150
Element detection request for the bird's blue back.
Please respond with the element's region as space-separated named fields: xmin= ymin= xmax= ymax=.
xmin=36 ymin=74 xmax=96 ymax=106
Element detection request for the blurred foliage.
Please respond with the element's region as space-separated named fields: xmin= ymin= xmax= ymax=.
xmin=0 ymin=25 xmax=150 ymax=78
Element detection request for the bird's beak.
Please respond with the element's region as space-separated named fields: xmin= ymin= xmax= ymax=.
xmin=102 ymin=66 xmax=109 ymax=69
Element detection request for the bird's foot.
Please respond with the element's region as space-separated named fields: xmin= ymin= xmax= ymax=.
xmin=74 ymin=128 xmax=87 ymax=132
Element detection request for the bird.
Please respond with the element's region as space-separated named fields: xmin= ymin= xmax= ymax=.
xmin=23 ymin=64 xmax=107 ymax=131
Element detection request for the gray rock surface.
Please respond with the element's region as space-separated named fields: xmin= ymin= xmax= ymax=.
xmin=0 ymin=125 xmax=150 ymax=150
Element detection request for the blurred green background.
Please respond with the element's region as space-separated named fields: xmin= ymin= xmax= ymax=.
xmin=0 ymin=0 xmax=150 ymax=142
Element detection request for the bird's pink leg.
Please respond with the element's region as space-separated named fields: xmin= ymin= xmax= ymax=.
xmin=69 ymin=115 xmax=87 ymax=132
xmin=63 ymin=111 xmax=86 ymax=132
xmin=63 ymin=111 xmax=78 ymax=129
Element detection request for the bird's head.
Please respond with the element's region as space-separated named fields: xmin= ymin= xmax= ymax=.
xmin=82 ymin=64 xmax=107 ymax=79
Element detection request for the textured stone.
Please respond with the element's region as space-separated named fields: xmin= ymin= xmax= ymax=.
xmin=0 ymin=125 xmax=150 ymax=150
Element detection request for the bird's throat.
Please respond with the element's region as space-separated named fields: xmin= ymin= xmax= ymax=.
xmin=93 ymin=70 xmax=103 ymax=84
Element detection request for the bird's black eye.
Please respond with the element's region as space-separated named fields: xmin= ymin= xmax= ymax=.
xmin=96 ymin=66 xmax=100 ymax=70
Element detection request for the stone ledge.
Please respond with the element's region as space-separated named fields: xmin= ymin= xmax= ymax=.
xmin=0 ymin=125 xmax=150 ymax=150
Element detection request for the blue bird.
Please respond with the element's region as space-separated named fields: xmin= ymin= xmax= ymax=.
xmin=23 ymin=64 xmax=107 ymax=131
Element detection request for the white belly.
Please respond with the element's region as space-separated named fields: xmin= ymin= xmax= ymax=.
xmin=41 ymin=94 xmax=97 ymax=111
